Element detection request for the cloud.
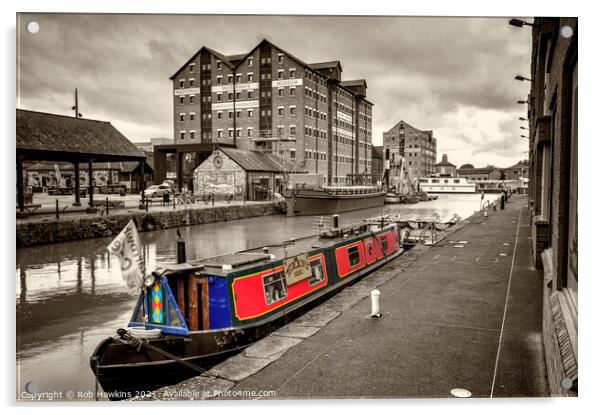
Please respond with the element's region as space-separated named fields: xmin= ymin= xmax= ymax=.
xmin=17 ymin=14 xmax=532 ymax=167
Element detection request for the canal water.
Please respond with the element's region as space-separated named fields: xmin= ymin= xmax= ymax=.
xmin=16 ymin=193 xmax=499 ymax=398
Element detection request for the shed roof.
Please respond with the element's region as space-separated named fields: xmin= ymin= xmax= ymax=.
xmin=17 ymin=109 xmax=146 ymax=161
xmin=220 ymin=147 xmax=307 ymax=173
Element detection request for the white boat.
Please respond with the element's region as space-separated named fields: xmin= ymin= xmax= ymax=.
xmin=418 ymin=177 xmax=476 ymax=194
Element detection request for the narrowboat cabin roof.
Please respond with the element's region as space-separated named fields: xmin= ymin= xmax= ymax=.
xmin=174 ymin=222 xmax=396 ymax=277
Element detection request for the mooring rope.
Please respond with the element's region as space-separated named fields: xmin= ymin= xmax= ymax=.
xmin=112 ymin=328 xmax=233 ymax=382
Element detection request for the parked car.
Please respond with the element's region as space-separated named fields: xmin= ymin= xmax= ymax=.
xmin=144 ymin=184 xmax=172 ymax=198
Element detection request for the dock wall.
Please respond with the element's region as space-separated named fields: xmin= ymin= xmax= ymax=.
xmin=16 ymin=201 xmax=285 ymax=248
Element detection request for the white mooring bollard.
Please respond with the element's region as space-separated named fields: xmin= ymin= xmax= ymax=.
xmin=371 ymin=289 xmax=381 ymax=318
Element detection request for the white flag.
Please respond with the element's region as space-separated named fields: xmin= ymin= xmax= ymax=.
xmin=107 ymin=220 xmax=146 ymax=289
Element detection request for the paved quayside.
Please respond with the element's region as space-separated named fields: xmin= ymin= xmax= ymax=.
xmin=138 ymin=194 xmax=548 ymax=400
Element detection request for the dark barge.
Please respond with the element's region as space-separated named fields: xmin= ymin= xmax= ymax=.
xmin=90 ymin=219 xmax=405 ymax=398
xmin=283 ymin=185 xmax=386 ymax=217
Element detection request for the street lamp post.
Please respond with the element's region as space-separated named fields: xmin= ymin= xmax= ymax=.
xmin=508 ymin=18 xmax=535 ymax=28
xmin=514 ymin=75 xmax=532 ymax=82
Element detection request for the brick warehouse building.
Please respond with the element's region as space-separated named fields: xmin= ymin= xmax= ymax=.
xmin=522 ymin=17 xmax=577 ymax=396
xmin=382 ymin=120 xmax=437 ymax=183
xmin=162 ymin=38 xmax=373 ymax=188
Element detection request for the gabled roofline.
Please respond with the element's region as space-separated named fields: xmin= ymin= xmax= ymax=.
xmin=169 ymin=46 xmax=235 ymax=80
xmin=170 ymin=39 xmax=373 ymax=103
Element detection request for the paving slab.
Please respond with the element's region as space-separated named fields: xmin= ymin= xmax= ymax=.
xmin=274 ymin=324 xmax=322 ymax=339
xmin=244 ymin=334 xmax=303 ymax=360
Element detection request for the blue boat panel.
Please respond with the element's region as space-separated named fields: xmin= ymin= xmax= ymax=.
xmin=208 ymin=276 xmax=232 ymax=329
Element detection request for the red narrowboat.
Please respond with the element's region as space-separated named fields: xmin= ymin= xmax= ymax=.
xmin=90 ymin=220 xmax=405 ymax=398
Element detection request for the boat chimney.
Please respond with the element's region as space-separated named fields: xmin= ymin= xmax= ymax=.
xmin=176 ymin=240 xmax=186 ymax=264
xmin=332 ymin=214 xmax=339 ymax=229
xmin=262 ymin=247 xmax=269 ymax=254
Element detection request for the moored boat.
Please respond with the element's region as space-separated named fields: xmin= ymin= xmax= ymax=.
xmin=418 ymin=177 xmax=476 ymax=193
xmin=90 ymin=219 xmax=404 ymax=398
xmin=284 ymin=185 xmax=386 ymax=216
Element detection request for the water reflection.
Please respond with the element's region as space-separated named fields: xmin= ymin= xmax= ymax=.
xmin=16 ymin=193 xmax=498 ymax=397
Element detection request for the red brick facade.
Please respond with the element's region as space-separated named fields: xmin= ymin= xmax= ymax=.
xmin=170 ymin=39 xmax=373 ymax=186
xmin=525 ymin=17 xmax=577 ymax=396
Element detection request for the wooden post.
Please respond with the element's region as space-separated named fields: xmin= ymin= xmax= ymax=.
xmin=88 ymin=159 xmax=94 ymax=207
xmin=139 ymin=160 xmax=145 ymax=194
xmin=73 ymin=162 xmax=81 ymax=206
xmin=16 ymin=156 xmax=25 ymax=213
xmin=176 ymin=240 xmax=186 ymax=264
xmin=56 ymin=199 xmax=59 ymax=219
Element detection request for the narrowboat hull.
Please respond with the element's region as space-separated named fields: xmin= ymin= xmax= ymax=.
xmin=90 ymin=225 xmax=403 ymax=399
xmin=285 ymin=189 xmax=386 ymax=216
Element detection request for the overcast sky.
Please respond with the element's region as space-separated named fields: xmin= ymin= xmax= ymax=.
xmin=17 ymin=13 xmax=532 ymax=168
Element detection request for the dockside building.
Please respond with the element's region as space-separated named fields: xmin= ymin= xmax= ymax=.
xmin=167 ymin=39 xmax=374 ymax=187
xmin=382 ymin=120 xmax=437 ymax=179
xmin=523 ymin=17 xmax=577 ymax=396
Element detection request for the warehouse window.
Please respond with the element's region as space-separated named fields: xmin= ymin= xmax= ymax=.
xmin=248 ymin=58 xmax=253 ymax=67
xmin=179 ymin=96 xmax=185 ymax=104
xmin=216 ymin=61 xmax=222 ymax=70
xmin=290 ymin=87 xmax=296 ymax=96
xmin=247 ymin=109 xmax=253 ymax=117
xmin=217 ymin=130 xmax=223 ymax=138
xmin=179 ymin=79 xmax=185 ymax=88
xmin=189 ymin=95 xmax=195 ymax=104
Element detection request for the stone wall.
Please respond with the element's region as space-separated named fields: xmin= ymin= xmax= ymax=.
xmin=16 ymin=201 xmax=285 ymax=248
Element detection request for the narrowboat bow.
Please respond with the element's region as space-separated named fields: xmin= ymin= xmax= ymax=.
xmin=90 ymin=219 xmax=406 ymax=399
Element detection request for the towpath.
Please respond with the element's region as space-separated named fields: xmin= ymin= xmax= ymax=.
xmin=143 ymin=194 xmax=548 ymax=400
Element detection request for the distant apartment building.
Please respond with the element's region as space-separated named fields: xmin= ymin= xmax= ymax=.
xmin=382 ymin=120 xmax=437 ymax=179
xmin=435 ymin=154 xmax=456 ymax=177
xmin=456 ymin=164 xmax=502 ymax=181
xmin=169 ymin=38 xmax=374 ymax=186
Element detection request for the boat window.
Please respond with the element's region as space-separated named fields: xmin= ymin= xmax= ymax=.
xmin=444 ymin=179 xmax=448 ymax=183
xmin=308 ymin=258 xmax=325 ymax=285
xmin=263 ymin=271 xmax=288 ymax=305
xmin=454 ymin=179 xmax=460 ymax=183
xmin=348 ymin=245 xmax=361 ymax=267
xmin=431 ymin=179 xmax=439 ymax=183
xmin=379 ymin=235 xmax=389 ymax=253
